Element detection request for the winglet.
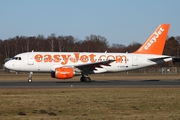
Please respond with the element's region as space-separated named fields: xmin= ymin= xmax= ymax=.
xmin=133 ymin=24 xmax=170 ymax=55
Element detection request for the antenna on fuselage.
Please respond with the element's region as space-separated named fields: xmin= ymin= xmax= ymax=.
xmin=105 ymin=50 xmax=107 ymax=53
xmin=31 ymin=50 xmax=34 ymax=52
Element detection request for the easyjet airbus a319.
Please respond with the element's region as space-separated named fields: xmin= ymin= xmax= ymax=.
xmin=5 ymin=24 xmax=172 ymax=82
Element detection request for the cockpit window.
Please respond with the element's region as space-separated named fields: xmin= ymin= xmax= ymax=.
xmin=12 ymin=57 xmax=22 ymax=60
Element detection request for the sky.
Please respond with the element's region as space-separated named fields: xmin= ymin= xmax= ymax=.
xmin=1 ymin=0 xmax=180 ymax=46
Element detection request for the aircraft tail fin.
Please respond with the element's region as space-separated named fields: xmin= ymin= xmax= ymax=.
xmin=133 ymin=24 xmax=170 ymax=55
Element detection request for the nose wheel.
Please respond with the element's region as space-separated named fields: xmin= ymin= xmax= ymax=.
xmin=28 ymin=72 xmax=33 ymax=83
xmin=28 ymin=78 xmax=32 ymax=83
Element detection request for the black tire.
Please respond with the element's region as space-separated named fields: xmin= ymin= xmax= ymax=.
xmin=84 ymin=77 xmax=91 ymax=83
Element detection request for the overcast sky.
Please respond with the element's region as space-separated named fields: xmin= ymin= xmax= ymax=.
xmin=1 ymin=0 xmax=180 ymax=45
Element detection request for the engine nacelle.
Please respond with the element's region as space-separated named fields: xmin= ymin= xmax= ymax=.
xmin=51 ymin=68 xmax=74 ymax=79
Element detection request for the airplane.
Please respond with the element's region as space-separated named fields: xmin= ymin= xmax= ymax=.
xmin=4 ymin=24 xmax=172 ymax=83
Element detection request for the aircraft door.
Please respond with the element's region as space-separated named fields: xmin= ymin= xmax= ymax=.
xmin=28 ymin=54 xmax=34 ymax=65
xmin=132 ymin=56 xmax=138 ymax=66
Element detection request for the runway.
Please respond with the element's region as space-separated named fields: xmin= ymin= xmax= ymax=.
xmin=0 ymin=79 xmax=180 ymax=88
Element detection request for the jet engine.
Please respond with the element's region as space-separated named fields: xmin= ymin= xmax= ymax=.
xmin=51 ymin=68 xmax=74 ymax=79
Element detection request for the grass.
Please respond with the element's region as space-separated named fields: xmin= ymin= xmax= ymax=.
xmin=0 ymin=88 xmax=180 ymax=120
xmin=0 ymin=73 xmax=180 ymax=119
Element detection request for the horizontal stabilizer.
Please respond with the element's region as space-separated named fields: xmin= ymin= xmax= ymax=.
xmin=148 ymin=57 xmax=172 ymax=63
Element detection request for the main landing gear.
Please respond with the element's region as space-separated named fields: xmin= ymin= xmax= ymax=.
xmin=80 ymin=74 xmax=91 ymax=83
xmin=28 ymin=72 xmax=33 ymax=83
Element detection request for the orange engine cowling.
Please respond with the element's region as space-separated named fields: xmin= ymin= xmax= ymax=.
xmin=51 ymin=68 xmax=74 ymax=79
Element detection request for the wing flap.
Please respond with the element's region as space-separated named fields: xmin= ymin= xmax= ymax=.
xmin=74 ymin=60 xmax=115 ymax=71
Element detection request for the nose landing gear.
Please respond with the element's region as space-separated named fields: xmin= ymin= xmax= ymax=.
xmin=28 ymin=72 xmax=33 ymax=83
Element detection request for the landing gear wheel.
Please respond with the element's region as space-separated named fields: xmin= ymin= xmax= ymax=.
xmin=84 ymin=77 xmax=91 ymax=83
xmin=28 ymin=72 xmax=33 ymax=83
xmin=28 ymin=78 xmax=32 ymax=83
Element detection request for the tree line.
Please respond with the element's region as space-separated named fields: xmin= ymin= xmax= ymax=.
xmin=0 ymin=34 xmax=180 ymax=68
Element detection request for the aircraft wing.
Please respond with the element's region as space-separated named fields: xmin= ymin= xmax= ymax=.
xmin=74 ymin=60 xmax=115 ymax=71
xmin=50 ymin=60 xmax=115 ymax=72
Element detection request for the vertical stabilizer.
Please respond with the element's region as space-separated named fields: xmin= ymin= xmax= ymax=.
xmin=134 ymin=24 xmax=170 ymax=55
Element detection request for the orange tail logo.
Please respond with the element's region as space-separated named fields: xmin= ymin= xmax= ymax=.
xmin=134 ymin=24 xmax=170 ymax=55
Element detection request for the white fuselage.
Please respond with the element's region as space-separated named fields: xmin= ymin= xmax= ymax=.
xmin=4 ymin=52 xmax=172 ymax=73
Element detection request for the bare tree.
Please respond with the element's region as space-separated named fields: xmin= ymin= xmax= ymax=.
xmin=47 ymin=34 xmax=56 ymax=52
xmin=164 ymin=37 xmax=179 ymax=56
xmin=57 ymin=36 xmax=65 ymax=52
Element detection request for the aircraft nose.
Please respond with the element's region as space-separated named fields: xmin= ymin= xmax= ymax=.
xmin=4 ymin=61 xmax=13 ymax=69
